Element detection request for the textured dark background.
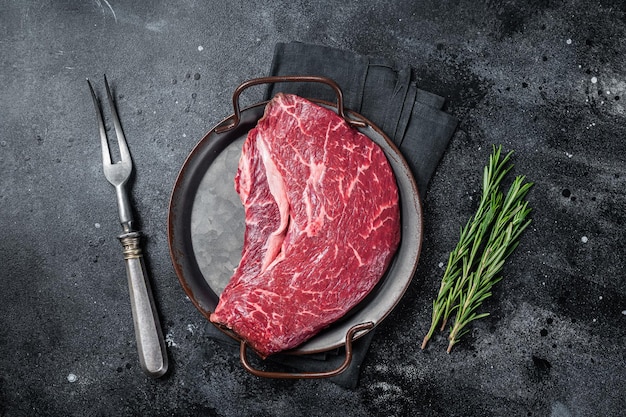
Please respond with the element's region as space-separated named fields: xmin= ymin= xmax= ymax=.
xmin=1 ymin=1 xmax=625 ymax=416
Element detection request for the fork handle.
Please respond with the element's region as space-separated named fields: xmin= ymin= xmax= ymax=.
xmin=119 ymin=231 xmax=169 ymax=378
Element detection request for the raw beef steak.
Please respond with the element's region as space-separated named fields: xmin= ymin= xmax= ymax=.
xmin=210 ymin=93 xmax=400 ymax=358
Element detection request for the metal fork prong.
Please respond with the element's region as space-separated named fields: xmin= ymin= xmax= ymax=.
xmin=104 ymin=74 xmax=132 ymax=165
xmin=87 ymin=78 xmax=113 ymax=167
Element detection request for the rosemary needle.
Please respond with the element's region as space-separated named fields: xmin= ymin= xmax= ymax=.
xmin=420 ymin=146 xmax=533 ymax=352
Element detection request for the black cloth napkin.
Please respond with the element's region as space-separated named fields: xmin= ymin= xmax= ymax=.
xmin=206 ymin=42 xmax=458 ymax=388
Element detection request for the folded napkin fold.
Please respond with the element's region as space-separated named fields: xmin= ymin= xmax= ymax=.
xmin=206 ymin=41 xmax=458 ymax=388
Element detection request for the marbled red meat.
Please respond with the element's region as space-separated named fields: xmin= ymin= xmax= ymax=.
xmin=210 ymin=93 xmax=400 ymax=358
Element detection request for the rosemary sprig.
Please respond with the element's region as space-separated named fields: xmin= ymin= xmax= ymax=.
xmin=446 ymin=176 xmax=532 ymax=352
xmin=420 ymin=145 xmax=533 ymax=352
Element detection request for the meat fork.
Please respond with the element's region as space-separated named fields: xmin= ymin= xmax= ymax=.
xmin=87 ymin=75 xmax=168 ymax=378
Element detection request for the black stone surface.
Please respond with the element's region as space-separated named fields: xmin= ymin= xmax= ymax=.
xmin=1 ymin=1 xmax=625 ymax=416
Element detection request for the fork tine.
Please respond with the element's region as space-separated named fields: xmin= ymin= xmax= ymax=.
xmin=104 ymin=74 xmax=132 ymax=165
xmin=87 ymin=78 xmax=113 ymax=167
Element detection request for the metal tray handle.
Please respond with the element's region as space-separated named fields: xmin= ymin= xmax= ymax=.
xmin=215 ymin=75 xmax=366 ymax=134
xmin=239 ymin=321 xmax=374 ymax=379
